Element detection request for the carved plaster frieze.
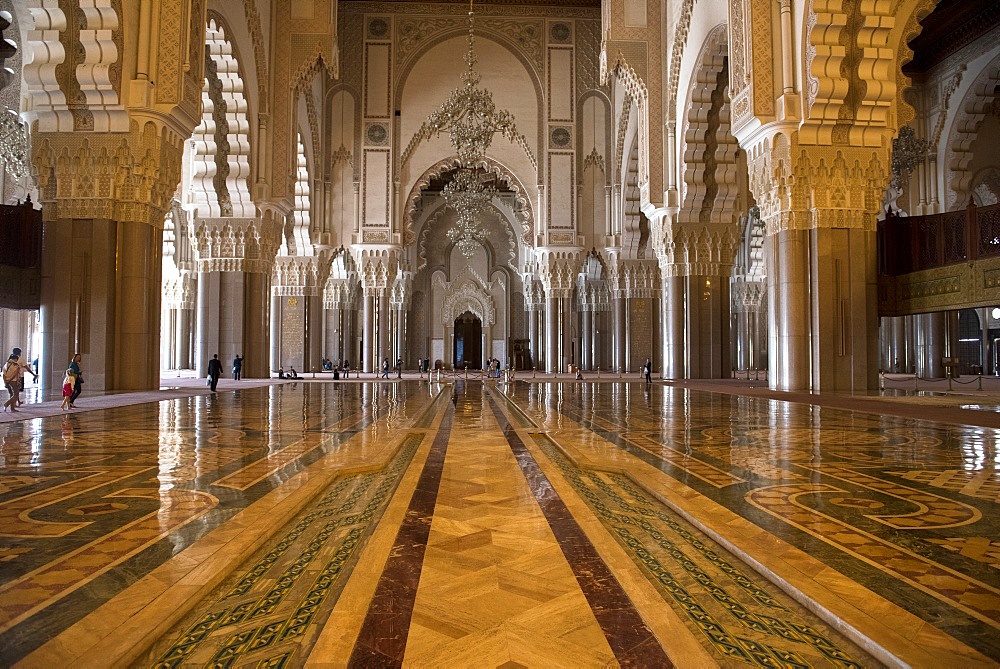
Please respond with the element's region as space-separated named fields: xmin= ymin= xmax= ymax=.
xmin=323 ymin=277 xmax=359 ymax=309
xmin=536 ymin=246 xmax=582 ymax=296
xmin=731 ymin=280 xmax=766 ymax=313
xmin=605 ymin=256 xmax=659 ymax=297
xmin=32 ymin=120 xmax=184 ymax=225
xmin=193 ymin=213 xmax=281 ymax=274
xmin=577 ymin=280 xmax=611 ymax=310
xmin=745 ymin=133 xmax=888 ymax=236
xmin=162 ymin=272 xmax=197 ymax=309
xmin=272 ymin=254 xmax=329 ymax=296
xmin=353 ymin=244 xmax=400 ymax=294
xmin=661 ymin=225 xmax=739 ymax=278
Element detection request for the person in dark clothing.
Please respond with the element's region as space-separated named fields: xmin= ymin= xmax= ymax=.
xmin=381 ymin=358 xmax=389 ymax=379
xmin=232 ymin=354 xmax=243 ymax=380
xmin=68 ymin=353 xmax=83 ymax=407
xmin=208 ymin=354 xmax=223 ymax=391
xmin=643 ymin=358 xmax=652 ymax=384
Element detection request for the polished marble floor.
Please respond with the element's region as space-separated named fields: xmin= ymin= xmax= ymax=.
xmin=1 ymin=378 xmax=998 ymax=667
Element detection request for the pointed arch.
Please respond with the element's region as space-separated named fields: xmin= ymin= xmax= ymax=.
xmin=402 ymin=155 xmax=534 ymax=246
xmin=187 ymin=16 xmax=254 ymax=218
xmin=946 ymin=54 xmax=1000 ymax=207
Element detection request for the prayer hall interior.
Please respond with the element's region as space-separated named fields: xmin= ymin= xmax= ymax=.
xmin=1 ymin=0 xmax=1000 ymax=665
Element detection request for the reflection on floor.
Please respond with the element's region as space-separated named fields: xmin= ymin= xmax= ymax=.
xmin=1 ymin=379 xmax=998 ymax=667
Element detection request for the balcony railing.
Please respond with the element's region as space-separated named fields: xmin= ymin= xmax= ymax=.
xmin=878 ymin=202 xmax=1000 ymax=275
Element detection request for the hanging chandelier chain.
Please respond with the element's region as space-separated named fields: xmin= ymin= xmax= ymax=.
xmin=423 ymin=0 xmax=519 ymax=257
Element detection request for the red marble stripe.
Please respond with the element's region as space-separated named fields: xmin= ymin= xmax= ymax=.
xmin=487 ymin=390 xmax=673 ymax=667
xmin=347 ymin=393 xmax=455 ymax=667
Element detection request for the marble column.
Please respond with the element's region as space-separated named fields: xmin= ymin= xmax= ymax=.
xmin=769 ymin=229 xmax=810 ymax=391
xmin=915 ymin=311 xmax=946 ymax=378
xmin=362 ymin=293 xmax=375 ymax=373
xmin=613 ymin=296 xmax=626 ymax=372
xmin=527 ymin=307 xmax=536 ymax=369
xmin=196 ymin=270 xmax=219 ymax=377
xmin=396 ymin=306 xmax=406 ymax=365
xmin=581 ymin=309 xmax=592 ymax=370
xmin=546 ymin=296 xmax=559 ymax=373
xmin=305 ymin=295 xmax=322 ymax=373
xmin=378 ymin=293 xmax=389 ymax=372
xmin=662 ymin=276 xmax=684 ymax=379
xmin=685 ymin=274 xmax=730 ymax=379
xmin=269 ymin=291 xmax=280 ymax=373
xmin=243 ymin=271 xmax=270 ymax=378
xmin=324 ymin=306 xmax=341 ymax=365
xmin=178 ymin=307 xmax=193 ymax=369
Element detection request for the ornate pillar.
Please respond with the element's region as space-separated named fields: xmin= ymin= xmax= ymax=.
xmin=362 ymin=292 xmax=375 ymax=373
xmin=194 ymin=215 xmax=279 ymax=379
xmin=741 ymin=137 xmax=887 ymax=392
xmin=355 ymin=247 xmax=399 ymax=373
xmin=35 ymin=127 xmax=184 ymax=391
xmin=537 ymin=249 xmax=581 ymax=374
xmin=581 ymin=308 xmax=592 ymax=370
xmin=661 ymin=274 xmax=684 ymax=379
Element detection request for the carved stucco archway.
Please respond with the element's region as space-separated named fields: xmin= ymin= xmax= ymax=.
xmin=442 ymin=282 xmax=495 ymax=328
xmin=402 ymin=155 xmax=534 ymax=246
xmin=189 ymin=16 xmax=254 ymax=219
xmin=681 ymin=25 xmax=739 ymax=227
xmin=946 ymin=54 xmax=1000 ymax=207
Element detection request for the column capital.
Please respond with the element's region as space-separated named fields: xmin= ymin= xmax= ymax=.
xmin=743 ymin=133 xmax=890 ymax=237
xmin=32 ymin=120 xmax=187 ymax=226
xmin=191 ymin=213 xmax=282 ymax=274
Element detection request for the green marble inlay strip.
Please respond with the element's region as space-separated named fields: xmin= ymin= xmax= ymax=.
xmin=530 ymin=432 xmax=873 ymax=669
xmin=492 ymin=388 xmax=538 ymax=428
xmin=150 ymin=432 xmax=425 ymax=668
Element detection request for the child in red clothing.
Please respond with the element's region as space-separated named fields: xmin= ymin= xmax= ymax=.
xmin=60 ymin=369 xmax=75 ymax=410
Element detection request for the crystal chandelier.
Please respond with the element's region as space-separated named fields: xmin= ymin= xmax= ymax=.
xmin=442 ymin=168 xmax=497 ymax=257
xmin=422 ymin=0 xmax=519 ymax=256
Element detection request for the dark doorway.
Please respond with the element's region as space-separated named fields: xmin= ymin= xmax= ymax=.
xmin=454 ymin=311 xmax=482 ymax=369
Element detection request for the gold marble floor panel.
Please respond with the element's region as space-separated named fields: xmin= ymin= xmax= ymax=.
xmin=498 ymin=382 xmax=1000 ymax=664
xmin=0 ymin=382 xmax=435 ymax=665
xmin=403 ymin=385 xmax=617 ymax=667
xmin=2 ymin=380 xmax=999 ymax=666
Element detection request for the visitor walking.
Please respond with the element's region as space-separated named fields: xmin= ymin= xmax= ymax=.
xmin=68 ymin=353 xmax=83 ymax=407
xmin=643 ymin=358 xmax=652 ymax=385
xmin=3 ymin=348 xmax=34 ymax=412
xmin=381 ymin=358 xmax=389 ymax=379
xmin=60 ymin=369 xmax=76 ymax=411
xmin=232 ymin=354 xmax=243 ymax=380
xmin=207 ymin=354 xmax=223 ymax=391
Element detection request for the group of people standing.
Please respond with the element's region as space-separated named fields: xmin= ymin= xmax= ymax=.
xmin=2 ymin=348 xmax=84 ymax=412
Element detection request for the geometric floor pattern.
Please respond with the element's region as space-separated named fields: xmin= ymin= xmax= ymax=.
xmin=1 ymin=378 xmax=998 ymax=666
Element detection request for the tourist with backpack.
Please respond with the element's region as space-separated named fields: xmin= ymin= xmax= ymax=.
xmin=3 ymin=347 xmax=35 ymax=412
